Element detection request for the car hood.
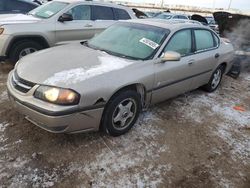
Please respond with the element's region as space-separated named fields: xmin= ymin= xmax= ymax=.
xmin=0 ymin=14 xmax=41 ymax=25
xmin=16 ymin=43 xmax=135 ymax=88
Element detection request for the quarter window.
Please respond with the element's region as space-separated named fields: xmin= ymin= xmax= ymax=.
xmin=164 ymin=29 xmax=192 ymax=56
xmin=194 ymin=30 xmax=215 ymax=51
xmin=67 ymin=5 xmax=91 ymax=20
xmin=114 ymin=8 xmax=130 ymax=20
xmin=92 ymin=5 xmax=114 ymax=20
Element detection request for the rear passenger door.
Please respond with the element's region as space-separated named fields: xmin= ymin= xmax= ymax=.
xmin=90 ymin=5 xmax=116 ymax=35
xmin=189 ymin=29 xmax=220 ymax=89
xmin=55 ymin=4 xmax=95 ymax=43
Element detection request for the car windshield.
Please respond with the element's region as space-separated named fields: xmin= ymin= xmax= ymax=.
xmin=29 ymin=1 xmax=68 ymax=19
xmin=87 ymin=22 xmax=169 ymax=60
xmin=154 ymin=13 xmax=172 ymax=19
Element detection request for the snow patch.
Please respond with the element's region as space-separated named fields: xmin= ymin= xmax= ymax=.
xmin=0 ymin=90 xmax=8 ymax=102
xmin=0 ymin=122 xmax=9 ymax=132
xmin=44 ymin=56 xmax=133 ymax=85
xmin=66 ymin=111 xmax=171 ymax=187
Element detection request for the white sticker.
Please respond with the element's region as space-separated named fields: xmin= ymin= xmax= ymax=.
xmin=139 ymin=38 xmax=160 ymax=49
xmin=45 ymin=11 xmax=54 ymax=16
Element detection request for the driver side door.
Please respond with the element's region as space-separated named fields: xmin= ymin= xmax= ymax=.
xmin=55 ymin=4 xmax=95 ymax=43
xmin=151 ymin=29 xmax=196 ymax=104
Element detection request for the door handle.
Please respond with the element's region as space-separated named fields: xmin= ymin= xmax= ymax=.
xmin=188 ymin=59 xmax=195 ymax=65
xmin=84 ymin=24 xmax=93 ymax=28
xmin=215 ymin=53 xmax=220 ymax=58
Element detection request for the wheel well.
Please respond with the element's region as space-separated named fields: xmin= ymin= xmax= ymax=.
xmin=99 ymin=84 xmax=146 ymax=131
xmin=109 ymin=84 xmax=146 ymax=107
xmin=7 ymin=36 xmax=50 ymax=57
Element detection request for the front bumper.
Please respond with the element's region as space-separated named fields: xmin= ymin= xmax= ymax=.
xmin=7 ymin=71 xmax=104 ymax=134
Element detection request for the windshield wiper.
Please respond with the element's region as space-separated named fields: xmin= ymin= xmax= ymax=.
xmin=99 ymin=49 xmax=140 ymax=60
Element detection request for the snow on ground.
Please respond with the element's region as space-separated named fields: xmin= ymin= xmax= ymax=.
xmin=0 ymin=90 xmax=8 ymax=102
xmin=66 ymin=111 xmax=171 ymax=187
xmin=0 ymin=122 xmax=9 ymax=151
xmin=167 ymin=74 xmax=250 ymax=164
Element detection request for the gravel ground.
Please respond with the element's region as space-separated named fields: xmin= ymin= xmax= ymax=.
xmin=0 ymin=62 xmax=249 ymax=188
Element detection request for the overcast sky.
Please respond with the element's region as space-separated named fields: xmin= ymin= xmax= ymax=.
xmin=117 ymin=0 xmax=250 ymax=11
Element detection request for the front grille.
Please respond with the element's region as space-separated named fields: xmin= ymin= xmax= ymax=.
xmin=12 ymin=71 xmax=35 ymax=93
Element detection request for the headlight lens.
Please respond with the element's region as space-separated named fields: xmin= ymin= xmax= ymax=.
xmin=0 ymin=28 xmax=4 ymax=35
xmin=34 ymin=86 xmax=80 ymax=105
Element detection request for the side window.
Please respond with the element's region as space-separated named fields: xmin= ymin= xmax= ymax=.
xmin=164 ymin=29 xmax=192 ymax=56
xmin=92 ymin=5 xmax=114 ymax=20
xmin=194 ymin=30 xmax=215 ymax=51
xmin=173 ymin=15 xmax=179 ymax=19
xmin=66 ymin=5 xmax=91 ymax=20
xmin=113 ymin=8 xmax=130 ymax=20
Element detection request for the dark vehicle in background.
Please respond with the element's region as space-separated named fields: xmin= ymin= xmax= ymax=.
xmin=213 ymin=11 xmax=250 ymax=77
xmin=191 ymin=14 xmax=219 ymax=33
xmin=205 ymin=16 xmax=219 ymax=34
xmin=0 ymin=0 xmax=39 ymax=14
xmin=229 ymin=43 xmax=250 ymax=78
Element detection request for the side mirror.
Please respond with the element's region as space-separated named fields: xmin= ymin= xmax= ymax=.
xmin=161 ymin=51 xmax=181 ymax=62
xmin=58 ymin=13 xmax=73 ymax=22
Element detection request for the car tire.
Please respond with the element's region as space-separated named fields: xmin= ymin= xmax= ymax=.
xmin=102 ymin=90 xmax=142 ymax=137
xmin=203 ymin=65 xmax=224 ymax=92
xmin=9 ymin=40 xmax=43 ymax=63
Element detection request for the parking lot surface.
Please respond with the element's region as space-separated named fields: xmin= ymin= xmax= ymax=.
xmin=0 ymin=63 xmax=249 ymax=188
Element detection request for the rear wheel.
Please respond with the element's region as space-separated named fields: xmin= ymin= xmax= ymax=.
xmin=102 ymin=90 xmax=142 ymax=137
xmin=9 ymin=40 xmax=43 ymax=63
xmin=203 ymin=65 xmax=224 ymax=92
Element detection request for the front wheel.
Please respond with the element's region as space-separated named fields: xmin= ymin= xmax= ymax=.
xmin=9 ymin=40 xmax=43 ymax=63
xmin=102 ymin=90 xmax=142 ymax=137
xmin=203 ymin=65 xmax=224 ymax=92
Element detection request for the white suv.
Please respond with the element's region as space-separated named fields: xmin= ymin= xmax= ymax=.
xmin=0 ymin=0 xmax=136 ymax=62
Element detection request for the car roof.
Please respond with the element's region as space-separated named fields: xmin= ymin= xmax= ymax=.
xmin=53 ymin=0 xmax=129 ymax=9
xmin=125 ymin=19 xmax=207 ymax=31
xmin=158 ymin=12 xmax=188 ymax=17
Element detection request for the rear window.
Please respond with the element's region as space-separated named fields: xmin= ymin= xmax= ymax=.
xmin=113 ymin=8 xmax=130 ymax=20
xmin=194 ymin=30 xmax=215 ymax=51
xmin=92 ymin=5 xmax=114 ymax=20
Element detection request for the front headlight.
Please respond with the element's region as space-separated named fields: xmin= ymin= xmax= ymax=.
xmin=34 ymin=86 xmax=80 ymax=105
xmin=0 ymin=28 xmax=4 ymax=35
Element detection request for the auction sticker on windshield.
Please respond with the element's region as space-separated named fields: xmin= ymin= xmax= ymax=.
xmin=139 ymin=38 xmax=160 ymax=50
